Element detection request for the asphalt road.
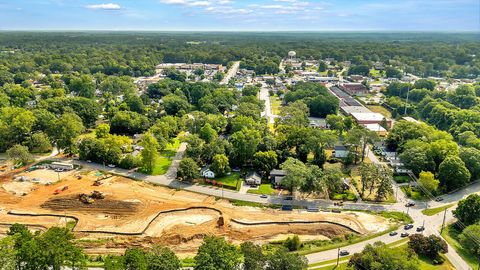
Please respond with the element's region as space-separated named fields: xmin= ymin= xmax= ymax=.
xmin=220 ymin=61 xmax=240 ymax=85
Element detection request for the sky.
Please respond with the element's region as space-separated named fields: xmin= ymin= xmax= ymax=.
xmin=0 ymin=0 xmax=479 ymax=31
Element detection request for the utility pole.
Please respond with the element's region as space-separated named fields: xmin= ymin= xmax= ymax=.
xmin=441 ymin=208 xmax=447 ymax=233
xmin=336 ymin=248 xmax=340 ymax=266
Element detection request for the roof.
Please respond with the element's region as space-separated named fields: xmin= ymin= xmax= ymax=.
xmin=351 ymin=112 xmax=385 ymax=122
xmin=334 ymin=145 xmax=348 ymax=151
xmin=200 ymin=166 xmax=213 ymax=174
xmin=362 ymin=123 xmax=387 ymax=132
xmin=270 ymin=169 xmax=286 ymax=176
xmin=341 ymin=106 xmax=371 ymax=114
xmin=246 ymin=172 xmax=262 ymax=181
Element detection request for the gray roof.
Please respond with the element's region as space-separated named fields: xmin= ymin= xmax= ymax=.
xmin=334 ymin=145 xmax=348 ymax=151
xmin=270 ymin=169 xmax=286 ymax=176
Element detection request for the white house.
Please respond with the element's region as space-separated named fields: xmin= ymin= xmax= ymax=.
xmin=334 ymin=145 xmax=349 ymax=158
xmin=200 ymin=167 xmax=215 ymax=179
xmin=245 ymin=172 xmax=262 ymax=186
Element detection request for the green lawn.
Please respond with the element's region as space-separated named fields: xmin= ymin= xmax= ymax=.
xmin=394 ymin=175 xmax=411 ymax=184
xmin=247 ymin=184 xmax=276 ymax=195
xmin=143 ymin=135 xmax=182 ymax=176
xmin=215 ymin=173 xmax=242 ymax=190
xmin=331 ymin=190 xmax=357 ymax=201
xmin=402 ymin=186 xmax=429 ymax=201
xmin=270 ymin=95 xmax=282 ymax=115
xmin=421 ymin=204 xmax=454 ymax=216
xmin=441 ymin=224 xmax=478 ymax=269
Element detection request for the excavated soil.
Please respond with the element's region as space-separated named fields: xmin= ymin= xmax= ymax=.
xmin=41 ymin=195 xmax=139 ymax=216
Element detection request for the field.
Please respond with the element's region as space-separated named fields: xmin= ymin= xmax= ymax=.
xmin=143 ymin=136 xmax=182 ymax=175
xmin=0 ymin=166 xmax=393 ymax=258
xmin=247 ymin=184 xmax=276 ymax=195
xmin=366 ymin=105 xmax=392 ymax=118
xmin=270 ymin=95 xmax=282 ymax=115
xmin=421 ymin=204 xmax=454 ymax=216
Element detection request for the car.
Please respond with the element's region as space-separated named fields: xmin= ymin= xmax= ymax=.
xmin=260 ymin=194 xmax=268 ymax=199
xmin=281 ymin=205 xmax=293 ymax=211
xmin=339 ymin=250 xmax=350 ymax=256
xmin=284 ymin=196 xmax=293 ymax=201
xmin=86 ymin=160 xmax=92 ymax=163
xmin=405 ymin=201 xmax=415 ymax=207
xmin=332 ymin=209 xmax=342 ymax=213
xmin=435 ymin=197 xmax=444 ymax=202
xmin=389 ymin=231 xmax=398 ymax=236
xmin=416 ymin=226 xmax=425 ymax=232
xmin=404 ymin=224 xmax=414 ymax=230
xmin=401 ymin=232 xmax=409 ymax=238
xmin=107 ymin=164 xmax=116 ymax=168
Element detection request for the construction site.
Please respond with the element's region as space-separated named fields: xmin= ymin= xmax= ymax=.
xmin=0 ymin=163 xmax=393 ymax=257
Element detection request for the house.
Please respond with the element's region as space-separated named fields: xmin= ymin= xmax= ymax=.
xmin=50 ymin=162 xmax=74 ymax=171
xmin=334 ymin=145 xmax=349 ymax=158
xmin=342 ymin=178 xmax=351 ymax=190
xmin=270 ymin=169 xmax=286 ymax=186
xmin=200 ymin=167 xmax=215 ymax=179
xmin=245 ymin=172 xmax=262 ymax=186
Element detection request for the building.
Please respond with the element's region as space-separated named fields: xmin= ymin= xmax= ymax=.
xmin=334 ymin=145 xmax=349 ymax=158
xmin=200 ymin=167 xmax=215 ymax=179
xmin=339 ymin=83 xmax=369 ymax=96
xmin=270 ymin=169 xmax=286 ymax=187
xmin=50 ymin=162 xmax=74 ymax=171
xmin=350 ymin=112 xmax=392 ymax=129
xmin=362 ymin=123 xmax=388 ymax=136
xmin=245 ymin=172 xmax=262 ymax=186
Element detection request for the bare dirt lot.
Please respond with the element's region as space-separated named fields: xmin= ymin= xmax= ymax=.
xmin=0 ymin=168 xmax=392 ymax=257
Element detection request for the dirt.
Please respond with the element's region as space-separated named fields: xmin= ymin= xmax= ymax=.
xmin=0 ymin=168 xmax=392 ymax=257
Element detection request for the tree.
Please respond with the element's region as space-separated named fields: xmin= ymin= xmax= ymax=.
xmin=459 ymin=224 xmax=480 ymax=256
xmin=110 ymin=111 xmax=150 ymax=135
xmin=0 ymin=237 xmax=16 ymax=270
xmin=210 ymin=154 xmax=230 ymax=177
xmin=163 ymin=94 xmax=190 ymax=116
xmin=140 ymin=133 xmax=160 ymax=173
xmin=453 ymin=194 xmax=480 ymax=226
xmin=326 ymin=114 xmax=344 ymax=134
xmin=147 ymin=246 xmax=181 ymax=270
xmin=386 ymin=67 xmax=403 ymax=79
xmin=417 ymin=171 xmax=439 ymax=194
xmin=438 ymin=156 xmax=471 ymax=192
xmin=69 ymin=74 xmax=95 ymax=98
xmin=242 ymin=85 xmax=260 ymax=97
xmin=95 ymin=123 xmax=111 ymax=139
xmin=348 ymin=242 xmax=419 ymax=270
xmin=318 ymin=61 xmax=327 ymax=72
xmin=253 ymin=151 xmax=278 ymax=177
xmin=194 ymin=236 xmax=241 ymax=270
xmin=414 ymin=79 xmax=436 ymax=91
xmin=408 ymin=234 xmax=448 ymax=263
xmin=177 ymin=158 xmax=200 ymax=182
xmin=229 ymin=128 xmax=261 ymax=166
xmin=124 ymin=248 xmax=147 ymax=270
xmin=280 ymin=158 xmax=310 ymax=193
xmin=240 ymin=242 xmax=265 ymax=270
xmin=199 ymin=123 xmax=217 ymax=143
xmin=276 ymin=101 xmax=310 ymax=127
xmin=51 ymin=113 xmax=85 ymax=154
xmin=7 ymin=144 xmax=33 ymax=164
xmin=265 ymin=247 xmax=308 ymax=270
xmin=399 ymin=143 xmax=436 ymax=176
xmin=27 ymin=132 xmax=52 ymax=153
xmin=459 ymin=147 xmax=480 ymax=179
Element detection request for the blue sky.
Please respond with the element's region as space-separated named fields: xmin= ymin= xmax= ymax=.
xmin=0 ymin=0 xmax=478 ymax=31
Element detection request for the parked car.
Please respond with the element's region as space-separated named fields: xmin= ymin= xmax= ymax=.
xmin=404 ymin=224 xmax=414 ymax=230
xmin=401 ymin=232 xmax=409 ymax=238
xmin=108 ymin=164 xmax=116 ymax=168
xmin=416 ymin=226 xmax=425 ymax=232
xmin=339 ymin=250 xmax=350 ymax=256
xmin=389 ymin=231 xmax=398 ymax=236
xmin=260 ymin=194 xmax=268 ymax=199
xmin=284 ymin=196 xmax=293 ymax=201
xmin=281 ymin=205 xmax=293 ymax=211
xmin=435 ymin=197 xmax=444 ymax=202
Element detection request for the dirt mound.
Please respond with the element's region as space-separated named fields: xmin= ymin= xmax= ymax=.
xmin=41 ymin=195 xmax=139 ymax=216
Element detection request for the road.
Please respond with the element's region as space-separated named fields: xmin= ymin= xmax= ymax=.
xmin=259 ymin=82 xmax=277 ymax=124
xmin=220 ymin=61 xmax=240 ymax=85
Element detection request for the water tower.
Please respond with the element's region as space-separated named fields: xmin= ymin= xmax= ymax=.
xmin=288 ymin=51 xmax=296 ymax=59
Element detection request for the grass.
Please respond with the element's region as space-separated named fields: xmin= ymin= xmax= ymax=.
xmin=402 ymin=186 xmax=429 ymax=201
xmin=378 ymin=211 xmax=413 ymax=223
xmin=331 ymin=190 xmax=357 ymax=201
xmin=366 ymin=105 xmax=392 ymax=118
xmin=270 ymin=95 xmax=282 ymax=115
xmin=247 ymin=184 xmax=276 ymax=195
xmin=394 ymin=175 xmax=411 ymax=184
xmin=441 ymin=224 xmax=478 ymax=269
xmin=142 ymin=135 xmax=182 ymax=176
xmin=421 ymin=204 xmax=454 ymax=216
xmin=215 ymin=173 xmax=242 ymax=190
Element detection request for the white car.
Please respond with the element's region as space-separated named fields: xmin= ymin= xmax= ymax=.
xmin=107 ymin=164 xmax=116 ymax=168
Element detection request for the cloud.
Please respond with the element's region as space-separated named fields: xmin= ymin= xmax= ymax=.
xmin=85 ymin=3 xmax=121 ymax=10
xmin=159 ymin=0 xmax=231 ymax=7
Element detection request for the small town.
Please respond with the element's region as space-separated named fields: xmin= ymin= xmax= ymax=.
xmin=0 ymin=1 xmax=479 ymax=270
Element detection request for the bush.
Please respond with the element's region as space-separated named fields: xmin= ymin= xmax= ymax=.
xmin=284 ymin=235 xmax=302 ymax=251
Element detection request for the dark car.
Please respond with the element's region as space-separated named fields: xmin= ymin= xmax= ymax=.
xmin=405 ymin=201 xmax=415 ymax=207
xmin=416 ymin=226 xmax=425 ymax=232
xmin=401 ymin=232 xmax=409 ymax=238
xmin=284 ymin=196 xmax=293 ymax=201
xmin=260 ymin=194 xmax=268 ymax=199
xmin=389 ymin=231 xmax=398 ymax=236
xmin=404 ymin=224 xmax=414 ymax=230
xmin=281 ymin=205 xmax=293 ymax=211
xmin=435 ymin=197 xmax=444 ymax=202
xmin=339 ymin=250 xmax=350 ymax=256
